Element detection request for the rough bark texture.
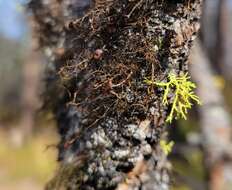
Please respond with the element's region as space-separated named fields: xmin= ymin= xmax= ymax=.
xmin=28 ymin=0 xmax=202 ymax=189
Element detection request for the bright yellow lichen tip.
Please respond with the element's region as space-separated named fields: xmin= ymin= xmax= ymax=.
xmin=160 ymin=140 xmax=174 ymax=155
xmin=145 ymin=73 xmax=201 ymax=123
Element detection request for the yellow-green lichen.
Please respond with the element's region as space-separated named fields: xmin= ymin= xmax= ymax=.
xmin=145 ymin=73 xmax=201 ymax=123
xmin=160 ymin=140 xmax=174 ymax=155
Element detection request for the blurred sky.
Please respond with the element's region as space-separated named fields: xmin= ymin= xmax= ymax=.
xmin=0 ymin=0 xmax=232 ymax=42
xmin=0 ymin=0 xmax=28 ymax=41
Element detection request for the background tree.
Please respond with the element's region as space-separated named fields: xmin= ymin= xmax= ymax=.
xmin=189 ymin=0 xmax=232 ymax=189
xmin=190 ymin=41 xmax=232 ymax=190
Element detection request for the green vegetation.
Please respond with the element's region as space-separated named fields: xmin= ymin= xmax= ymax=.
xmin=145 ymin=73 xmax=201 ymax=123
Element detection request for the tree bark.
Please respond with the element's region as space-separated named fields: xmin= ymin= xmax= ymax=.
xmin=28 ymin=0 xmax=202 ymax=189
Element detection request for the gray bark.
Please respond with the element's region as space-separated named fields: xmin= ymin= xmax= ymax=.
xmin=28 ymin=0 xmax=202 ymax=189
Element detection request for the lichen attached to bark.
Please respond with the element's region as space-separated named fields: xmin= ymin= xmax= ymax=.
xmin=28 ymin=0 xmax=202 ymax=189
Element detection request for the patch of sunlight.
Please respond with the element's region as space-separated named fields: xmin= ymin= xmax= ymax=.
xmin=0 ymin=130 xmax=58 ymax=184
xmin=171 ymin=185 xmax=191 ymax=190
xmin=213 ymin=75 xmax=225 ymax=90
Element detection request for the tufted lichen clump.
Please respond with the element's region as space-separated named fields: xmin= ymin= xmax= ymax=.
xmin=145 ymin=73 xmax=201 ymax=123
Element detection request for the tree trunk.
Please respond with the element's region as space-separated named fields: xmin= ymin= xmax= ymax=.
xmin=190 ymin=40 xmax=232 ymax=190
xmin=217 ymin=0 xmax=232 ymax=81
xmin=19 ymin=41 xmax=41 ymax=143
xmin=201 ymin=0 xmax=219 ymax=64
xmin=201 ymin=0 xmax=232 ymax=81
xmin=28 ymin=0 xmax=202 ymax=189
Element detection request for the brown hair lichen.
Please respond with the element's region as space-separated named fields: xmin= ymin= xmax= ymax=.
xmin=29 ymin=0 xmax=202 ymax=189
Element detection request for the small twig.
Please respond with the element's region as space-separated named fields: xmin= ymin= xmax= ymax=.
xmin=126 ymin=0 xmax=144 ymax=18
xmin=110 ymin=90 xmax=121 ymax=99
xmin=111 ymin=71 xmax=133 ymax=87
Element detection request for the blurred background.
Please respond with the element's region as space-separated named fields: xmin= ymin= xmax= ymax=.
xmin=0 ymin=1 xmax=58 ymax=190
xmin=0 ymin=0 xmax=231 ymax=190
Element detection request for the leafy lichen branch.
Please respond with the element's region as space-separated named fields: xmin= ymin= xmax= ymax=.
xmin=145 ymin=73 xmax=201 ymax=123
